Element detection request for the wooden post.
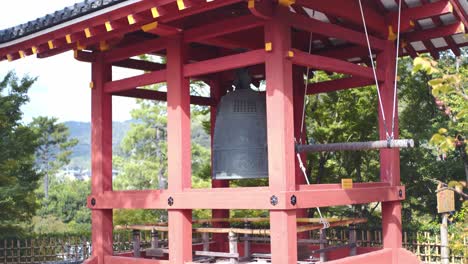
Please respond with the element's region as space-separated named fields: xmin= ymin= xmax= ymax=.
xmin=376 ymin=41 xmax=403 ymax=253
xmin=151 ymin=229 xmax=159 ymax=249
xmin=265 ymin=8 xmax=298 ymax=264
xmin=320 ymin=229 xmax=327 ymax=262
xmin=132 ymin=230 xmax=141 ymax=257
xmin=243 ymin=222 xmax=251 ymax=259
xmin=210 ymin=76 xmax=229 ymax=252
xmin=440 ymin=213 xmax=449 ymax=264
xmin=349 ymin=225 xmax=357 ymax=256
xmin=91 ymin=52 xmax=113 ymax=264
xmin=228 ymin=232 xmax=238 ymax=264
xmin=167 ymin=34 xmax=193 ymax=264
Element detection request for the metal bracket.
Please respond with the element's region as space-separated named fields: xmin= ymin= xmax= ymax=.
xmin=290 ymin=195 xmax=297 ymax=206
xmin=270 ymin=195 xmax=278 ymax=206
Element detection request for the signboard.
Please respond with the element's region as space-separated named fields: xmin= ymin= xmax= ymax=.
xmin=437 ymin=189 xmax=455 ymax=213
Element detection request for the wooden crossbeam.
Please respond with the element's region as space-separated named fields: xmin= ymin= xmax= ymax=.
xmin=290 ymin=49 xmax=385 ymax=81
xmin=280 ymin=8 xmax=386 ymax=51
xmin=185 ymin=15 xmax=264 ymax=44
xmin=113 ymin=89 xmax=214 ymax=106
xmin=103 ymin=38 xmax=167 ymax=63
xmin=104 ymin=70 xmax=167 ymax=93
xmin=307 ymin=77 xmax=377 ymax=94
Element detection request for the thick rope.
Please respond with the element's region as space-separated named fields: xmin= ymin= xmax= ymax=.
xmin=391 ymin=0 xmax=402 ymax=139
xmin=296 ymin=17 xmax=329 ymax=229
xmin=357 ymin=0 xmax=390 ymax=140
xmin=300 ymin=31 xmax=314 ymax=136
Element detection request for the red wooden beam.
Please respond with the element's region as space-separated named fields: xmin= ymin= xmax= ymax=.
xmin=113 ymin=59 xmax=166 ymax=72
xmin=159 ymin=0 xmax=244 ymax=23
xmin=184 ymin=49 xmax=265 ymax=77
xmin=290 ymin=49 xmax=385 ymax=81
xmin=75 ymin=50 xmax=166 ymax=71
xmin=264 ymin=15 xmax=298 ymax=264
xmin=104 ymin=70 xmax=167 ymax=93
xmin=325 ymin=249 xmax=393 ymax=264
xmin=184 ymin=15 xmax=265 ymax=44
xmin=280 ymin=8 xmax=386 ymax=51
xmin=105 ymin=256 xmax=170 ymax=264
xmin=291 ymin=185 xmax=405 ymax=209
xmin=307 ymin=76 xmax=377 ymax=94
xmin=387 ymin=0 xmax=454 ymax=32
xmin=294 ymin=0 xmax=387 ymax=37
xmin=166 ymin=34 xmax=192 ymax=264
xmin=113 ymin=89 xmax=214 ymax=106
xmin=87 ymin=183 xmax=406 ymax=210
xmin=103 ymin=37 xmax=167 ymax=63
xmin=314 ymin=45 xmax=370 ymax=61
xmin=90 ymin=53 xmax=113 ymax=264
xmin=404 ymin=22 xmax=465 ymax=42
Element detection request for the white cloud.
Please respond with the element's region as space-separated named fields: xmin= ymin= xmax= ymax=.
xmin=0 ymin=1 xmax=137 ymax=123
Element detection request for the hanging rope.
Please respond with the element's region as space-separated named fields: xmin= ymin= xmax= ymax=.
xmin=391 ymin=0 xmax=402 ymax=139
xmin=357 ymin=0 xmax=391 ymax=140
xmin=295 ymin=12 xmax=329 ymax=229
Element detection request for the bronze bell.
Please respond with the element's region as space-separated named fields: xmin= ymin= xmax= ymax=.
xmin=212 ymin=69 xmax=268 ymax=180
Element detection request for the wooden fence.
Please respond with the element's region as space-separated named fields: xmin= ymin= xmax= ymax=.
xmin=0 ymin=230 xmax=466 ymax=264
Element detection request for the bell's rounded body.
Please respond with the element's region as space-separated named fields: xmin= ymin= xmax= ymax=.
xmin=212 ymin=89 xmax=268 ymax=180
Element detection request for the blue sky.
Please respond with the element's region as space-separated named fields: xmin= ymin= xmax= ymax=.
xmin=0 ymin=1 xmax=137 ymax=123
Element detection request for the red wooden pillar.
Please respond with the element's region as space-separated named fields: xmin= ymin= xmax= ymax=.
xmin=376 ymin=42 xmax=403 ymax=251
xmin=293 ymin=67 xmax=309 ymax=239
xmin=90 ymin=52 xmax=113 ymax=264
xmin=167 ymin=34 xmax=193 ymax=263
xmin=210 ymin=76 xmax=229 ymax=252
xmin=265 ymin=10 xmax=298 ymax=263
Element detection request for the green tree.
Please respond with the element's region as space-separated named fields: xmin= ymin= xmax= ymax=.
xmin=113 ymin=84 xmax=211 ymax=223
xmin=0 ymin=72 xmax=40 ymax=236
xmin=30 ymin=117 xmax=78 ymax=199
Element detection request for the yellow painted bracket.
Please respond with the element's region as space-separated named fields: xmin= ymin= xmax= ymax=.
xmin=66 ymin=34 xmax=73 ymax=44
xmin=127 ymin=14 xmax=136 ymax=25
xmin=287 ymin=50 xmax=294 ymax=58
xmin=6 ymin=54 xmax=13 ymax=62
xmin=105 ymin=21 xmax=113 ymax=32
xmin=151 ymin=7 xmax=160 ymax=18
xmin=248 ymin=0 xmax=255 ymax=9
xmin=177 ymin=0 xmax=186 ymax=10
xmin=279 ymin=0 xmax=295 ymax=7
xmin=31 ymin=46 xmax=38 ymax=54
xmin=48 ymin=40 xmax=55 ymax=49
xmin=99 ymin=41 xmax=110 ymax=51
xmin=341 ymin=179 xmax=353 ymax=189
xmin=84 ymin=28 xmax=93 ymax=38
xmin=265 ymin=42 xmax=272 ymax=52
xmin=387 ymin=25 xmax=397 ymax=41
xmin=142 ymin=22 xmax=159 ymax=32
xmin=19 ymin=50 xmax=26 ymax=59
xmin=89 ymin=81 xmax=95 ymax=89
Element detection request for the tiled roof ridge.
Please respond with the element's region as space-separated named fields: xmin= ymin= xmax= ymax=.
xmin=0 ymin=0 xmax=129 ymax=44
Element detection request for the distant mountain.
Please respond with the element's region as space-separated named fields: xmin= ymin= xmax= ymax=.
xmin=64 ymin=120 xmax=134 ymax=169
xmin=63 ymin=119 xmax=210 ymax=170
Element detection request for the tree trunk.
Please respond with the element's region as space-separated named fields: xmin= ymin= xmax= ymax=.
xmin=316 ymin=156 xmax=327 ymax=184
xmin=44 ymin=173 xmax=49 ymax=200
